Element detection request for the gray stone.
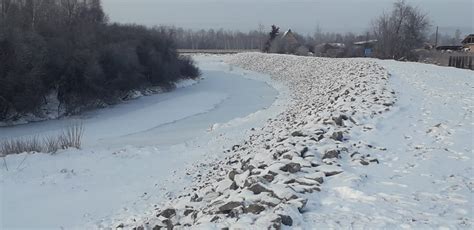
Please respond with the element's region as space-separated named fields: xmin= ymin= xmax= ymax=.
xmin=210 ymin=215 xmax=220 ymax=222
xmin=218 ymin=201 xmax=242 ymax=213
xmin=229 ymin=181 xmax=238 ymax=190
xmin=325 ymin=171 xmax=342 ymax=177
xmin=280 ymin=163 xmax=301 ymax=173
xmin=300 ymin=147 xmax=309 ymax=156
xmin=262 ymin=174 xmax=275 ymax=182
xmin=280 ymin=215 xmax=293 ymax=226
xmin=330 ymin=131 xmax=343 ymax=141
xmin=160 ymin=208 xmax=176 ymax=218
xmin=248 ymin=183 xmax=272 ymax=195
xmin=370 ymin=159 xmax=380 ymax=164
xmin=190 ymin=194 xmax=202 ymax=202
xmin=228 ymin=170 xmax=238 ymax=181
xmin=183 ymin=209 xmax=194 ymax=216
xmin=291 ymin=131 xmax=305 ymax=137
xmin=313 ymin=177 xmax=324 ymax=184
xmin=332 ymin=116 xmax=345 ymax=126
xmin=323 ymin=150 xmax=340 ymax=159
xmin=244 ymin=204 xmax=266 ymax=214
xmin=317 ymin=134 xmax=324 ymax=141
xmin=162 ymin=219 xmax=173 ymax=230
xmin=270 ymin=216 xmax=282 ymax=229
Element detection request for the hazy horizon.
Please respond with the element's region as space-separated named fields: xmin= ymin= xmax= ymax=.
xmin=102 ymin=0 xmax=473 ymax=36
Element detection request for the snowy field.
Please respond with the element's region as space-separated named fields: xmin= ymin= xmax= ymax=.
xmin=0 ymin=55 xmax=288 ymax=229
xmin=303 ymin=60 xmax=473 ymax=228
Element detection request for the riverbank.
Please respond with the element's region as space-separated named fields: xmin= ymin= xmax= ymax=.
xmin=0 ymin=55 xmax=285 ymax=229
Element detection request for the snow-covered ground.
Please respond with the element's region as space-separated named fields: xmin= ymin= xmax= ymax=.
xmin=0 ymin=55 xmax=288 ymax=229
xmin=114 ymin=53 xmax=397 ymax=229
xmin=1 ymin=53 xmax=472 ymax=229
xmin=304 ymin=61 xmax=473 ymax=229
xmin=113 ymin=53 xmax=471 ymax=230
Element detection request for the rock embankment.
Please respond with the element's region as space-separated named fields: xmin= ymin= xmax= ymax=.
xmin=120 ymin=53 xmax=396 ymax=229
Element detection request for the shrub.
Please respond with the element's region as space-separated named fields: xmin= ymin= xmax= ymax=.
xmin=178 ymin=56 xmax=201 ymax=78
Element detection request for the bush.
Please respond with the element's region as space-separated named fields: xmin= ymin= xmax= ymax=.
xmin=178 ymin=56 xmax=201 ymax=78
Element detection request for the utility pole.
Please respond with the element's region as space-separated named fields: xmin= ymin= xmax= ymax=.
xmin=435 ymin=26 xmax=439 ymax=48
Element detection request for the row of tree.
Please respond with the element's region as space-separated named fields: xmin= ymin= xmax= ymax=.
xmin=170 ymin=0 xmax=464 ymax=60
xmin=0 ymin=0 xmax=200 ymax=120
xmin=161 ymin=26 xmax=267 ymax=50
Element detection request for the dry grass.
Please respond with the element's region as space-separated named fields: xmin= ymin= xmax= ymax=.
xmin=59 ymin=122 xmax=84 ymax=150
xmin=0 ymin=136 xmax=42 ymax=156
xmin=0 ymin=122 xmax=84 ymax=157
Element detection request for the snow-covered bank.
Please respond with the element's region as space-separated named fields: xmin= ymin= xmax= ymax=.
xmin=117 ymin=53 xmax=396 ymax=229
xmin=0 ymin=79 xmax=199 ymax=128
xmin=303 ymin=61 xmax=473 ymax=229
xmin=0 ymin=55 xmax=284 ymax=229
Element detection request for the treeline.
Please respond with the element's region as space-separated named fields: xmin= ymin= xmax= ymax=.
xmin=170 ymin=0 xmax=464 ymax=61
xmin=162 ymin=26 xmax=267 ymax=50
xmin=0 ymin=0 xmax=200 ymax=121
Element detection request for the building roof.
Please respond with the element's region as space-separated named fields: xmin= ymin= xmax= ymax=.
xmin=282 ymin=29 xmax=293 ymax=38
xmin=461 ymin=34 xmax=474 ymax=44
xmin=354 ymin=40 xmax=378 ymax=46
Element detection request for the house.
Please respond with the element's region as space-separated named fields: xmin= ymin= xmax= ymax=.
xmin=282 ymin=29 xmax=298 ymax=44
xmin=280 ymin=29 xmax=300 ymax=53
xmin=353 ymin=40 xmax=378 ymax=57
xmin=461 ymin=34 xmax=474 ymax=52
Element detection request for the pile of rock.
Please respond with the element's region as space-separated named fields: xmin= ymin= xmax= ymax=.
xmin=118 ymin=53 xmax=395 ymax=229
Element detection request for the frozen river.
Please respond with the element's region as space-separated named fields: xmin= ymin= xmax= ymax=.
xmin=0 ymin=55 xmax=277 ymax=148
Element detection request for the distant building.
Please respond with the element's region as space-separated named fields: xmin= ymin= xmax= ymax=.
xmin=281 ymin=29 xmax=298 ymax=44
xmin=313 ymin=43 xmax=346 ymax=58
xmin=280 ymin=29 xmax=300 ymax=53
xmin=436 ymin=45 xmax=463 ymax=51
xmin=461 ymin=34 xmax=474 ymax=52
xmin=353 ymin=40 xmax=378 ymax=57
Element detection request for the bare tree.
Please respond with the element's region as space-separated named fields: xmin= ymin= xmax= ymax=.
xmin=372 ymin=0 xmax=430 ymax=60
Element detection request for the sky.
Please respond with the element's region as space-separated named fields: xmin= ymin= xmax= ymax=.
xmin=102 ymin=0 xmax=473 ymax=35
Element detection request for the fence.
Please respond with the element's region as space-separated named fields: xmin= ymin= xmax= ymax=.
xmin=448 ymin=56 xmax=473 ymax=70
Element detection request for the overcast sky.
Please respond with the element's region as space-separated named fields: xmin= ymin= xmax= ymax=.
xmin=102 ymin=0 xmax=473 ymax=35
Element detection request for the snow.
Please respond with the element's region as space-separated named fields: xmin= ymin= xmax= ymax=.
xmin=115 ymin=53 xmax=396 ymax=229
xmin=1 ymin=53 xmax=472 ymax=229
xmin=302 ymin=61 xmax=473 ymax=229
xmin=0 ymin=55 xmax=287 ymax=229
xmin=115 ymin=53 xmax=471 ymax=230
